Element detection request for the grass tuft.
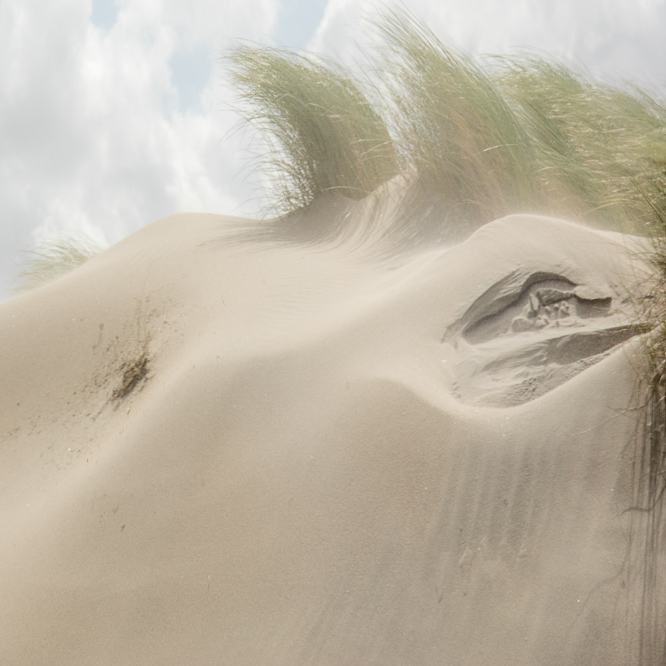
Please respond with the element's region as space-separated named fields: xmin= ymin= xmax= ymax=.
xmin=225 ymin=12 xmax=666 ymax=239
xmin=225 ymin=45 xmax=399 ymax=215
xmin=377 ymin=10 xmax=538 ymax=227
xmin=497 ymin=55 xmax=666 ymax=231
xmin=13 ymin=234 xmax=102 ymax=294
xmin=632 ymin=173 xmax=666 ymax=661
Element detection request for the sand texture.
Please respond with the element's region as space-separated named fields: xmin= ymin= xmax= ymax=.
xmin=0 ymin=193 xmax=658 ymax=664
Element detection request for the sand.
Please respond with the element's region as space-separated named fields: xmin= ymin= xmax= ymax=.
xmin=0 ymin=191 xmax=658 ymax=664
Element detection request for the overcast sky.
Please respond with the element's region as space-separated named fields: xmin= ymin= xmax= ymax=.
xmin=1 ymin=0 xmax=665 ymax=299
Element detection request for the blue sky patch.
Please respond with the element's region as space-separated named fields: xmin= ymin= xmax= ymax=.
xmin=170 ymin=44 xmax=212 ymax=112
xmin=273 ymin=0 xmax=328 ymax=48
xmin=90 ymin=0 xmax=118 ymax=31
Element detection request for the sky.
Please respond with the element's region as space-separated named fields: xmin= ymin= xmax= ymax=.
xmin=1 ymin=0 xmax=665 ymax=299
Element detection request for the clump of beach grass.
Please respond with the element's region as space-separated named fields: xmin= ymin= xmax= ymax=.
xmin=225 ymin=11 xmax=666 ymax=239
xmin=225 ymin=45 xmax=399 ymax=215
xmin=13 ymin=233 xmax=102 ymax=294
xmin=376 ymin=10 xmax=538 ymax=228
xmin=497 ymin=55 xmax=666 ymax=232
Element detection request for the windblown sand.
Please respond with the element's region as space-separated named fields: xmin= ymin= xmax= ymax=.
xmin=0 ymin=195 xmax=657 ymax=664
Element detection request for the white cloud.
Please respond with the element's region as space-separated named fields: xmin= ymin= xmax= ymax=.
xmin=310 ymin=0 xmax=666 ymax=87
xmin=0 ymin=0 xmax=279 ymax=299
xmin=157 ymin=0 xmax=279 ymax=47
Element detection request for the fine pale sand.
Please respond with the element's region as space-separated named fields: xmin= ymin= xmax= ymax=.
xmin=0 ymin=190 xmax=658 ymax=664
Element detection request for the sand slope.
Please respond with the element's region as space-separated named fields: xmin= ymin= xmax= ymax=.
xmin=0 ymin=201 xmax=657 ymax=664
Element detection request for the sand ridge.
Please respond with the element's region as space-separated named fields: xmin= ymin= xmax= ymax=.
xmin=0 ymin=198 xmax=658 ymax=664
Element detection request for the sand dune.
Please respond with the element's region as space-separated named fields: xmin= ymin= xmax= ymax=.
xmin=0 ymin=194 xmax=658 ymax=664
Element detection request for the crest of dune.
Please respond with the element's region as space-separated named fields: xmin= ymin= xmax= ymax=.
xmin=3 ymin=9 xmax=666 ymax=665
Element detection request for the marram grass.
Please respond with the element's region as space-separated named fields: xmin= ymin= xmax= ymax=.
xmin=227 ymin=12 xmax=666 ymax=236
xmin=631 ymin=171 xmax=666 ymax=662
xmin=226 ymin=45 xmax=399 ymax=215
xmin=497 ymin=55 xmax=666 ymax=231
xmin=377 ymin=11 xmax=539 ymax=226
xmin=13 ymin=234 xmax=102 ymax=294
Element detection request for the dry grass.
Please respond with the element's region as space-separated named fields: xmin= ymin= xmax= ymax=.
xmin=226 ymin=11 xmax=666 ymax=239
xmin=13 ymin=234 xmax=102 ymax=294
xmin=377 ymin=10 xmax=538 ymax=227
xmin=497 ymin=55 xmax=666 ymax=232
xmin=226 ymin=45 xmax=399 ymax=215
